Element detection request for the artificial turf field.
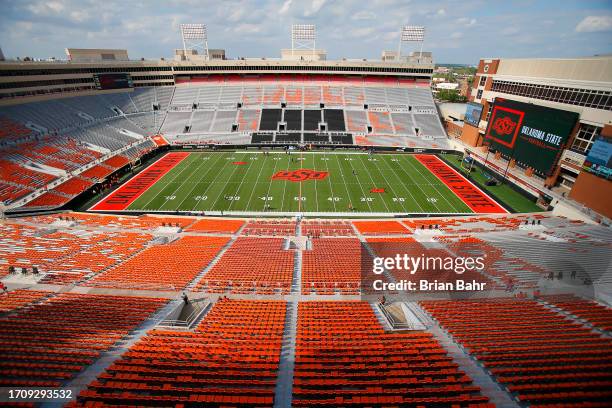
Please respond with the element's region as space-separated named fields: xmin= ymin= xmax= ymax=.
xmin=91 ymin=151 xmax=509 ymax=214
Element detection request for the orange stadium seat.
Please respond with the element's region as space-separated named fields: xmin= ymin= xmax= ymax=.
xmin=73 ymin=299 xmax=285 ymax=407
xmin=88 ymin=236 xmax=229 ymax=290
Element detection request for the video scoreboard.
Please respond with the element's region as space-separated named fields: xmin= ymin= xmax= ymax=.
xmin=484 ymin=98 xmax=578 ymax=175
xmin=93 ymin=73 xmax=133 ymax=90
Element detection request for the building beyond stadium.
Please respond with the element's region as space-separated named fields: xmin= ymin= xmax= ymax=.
xmin=458 ymin=56 xmax=612 ymax=218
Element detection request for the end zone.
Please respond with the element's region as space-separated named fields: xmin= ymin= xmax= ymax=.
xmin=90 ymin=152 xmax=189 ymax=211
xmin=414 ymin=154 xmax=508 ymax=214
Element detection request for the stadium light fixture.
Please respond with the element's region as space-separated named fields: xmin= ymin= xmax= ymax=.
xmin=180 ymin=23 xmax=209 ymax=60
xmin=397 ymin=25 xmax=425 ymax=61
xmin=291 ymin=24 xmax=316 ymax=57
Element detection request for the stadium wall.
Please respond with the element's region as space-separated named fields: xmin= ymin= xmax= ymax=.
xmin=568 ymin=124 xmax=612 ymax=219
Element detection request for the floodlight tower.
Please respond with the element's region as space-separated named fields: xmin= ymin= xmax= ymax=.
xmin=291 ymin=24 xmax=316 ymax=58
xmin=397 ymin=25 xmax=425 ymax=61
xmin=180 ymin=23 xmax=209 ymax=60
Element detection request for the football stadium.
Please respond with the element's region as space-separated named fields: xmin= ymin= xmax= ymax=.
xmin=0 ymin=4 xmax=611 ymax=407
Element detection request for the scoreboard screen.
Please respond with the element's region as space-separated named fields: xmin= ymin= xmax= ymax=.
xmin=484 ymin=98 xmax=578 ymax=175
xmin=93 ymin=73 xmax=133 ymax=90
xmin=464 ymin=102 xmax=483 ymax=127
xmin=584 ymin=137 xmax=612 ymax=179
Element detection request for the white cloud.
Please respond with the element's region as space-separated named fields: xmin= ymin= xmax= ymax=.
xmin=436 ymin=8 xmax=446 ymax=16
xmin=304 ymin=0 xmax=326 ymax=17
xmin=279 ymin=0 xmax=292 ymax=15
xmin=450 ymin=31 xmax=463 ymax=39
xmin=457 ymin=17 xmax=477 ymax=27
xmin=575 ymin=16 xmax=612 ymax=33
xmin=352 ymin=11 xmax=376 ymax=21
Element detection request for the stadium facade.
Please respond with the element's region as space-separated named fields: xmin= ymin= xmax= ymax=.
xmin=458 ymin=56 xmax=612 ymax=218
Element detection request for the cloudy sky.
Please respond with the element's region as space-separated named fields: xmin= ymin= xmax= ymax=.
xmin=0 ymin=0 xmax=611 ymax=64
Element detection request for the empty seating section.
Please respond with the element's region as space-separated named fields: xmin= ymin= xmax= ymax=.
xmin=88 ymin=236 xmax=228 ymax=290
xmin=368 ymin=111 xmax=394 ymax=133
xmin=345 ymin=110 xmax=367 ymax=132
xmin=293 ymin=301 xmax=490 ymax=407
xmin=302 ymin=220 xmax=355 ymax=237
xmin=211 ymin=110 xmax=237 ymax=132
xmin=541 ymin=294 xmax=612 ymax=331
xmin=0 ymin=293 xmax=166 ymax=388
xmin=414 ymin=114 xmax=446 ymax=137
xmin=197 ymin=238 xmax=293 ymax=294
xmin=80 ymin=165 xmax=114 ymax=180
xmin=161 ymin=111 xmax=192 ymax=134
xmin=185 ymin=218 xmax=244 ymax=233
xmin=391 ymin=112 xmax=416 ymax=135
xmin=303 ymin=109 xmax=321 ymax=131
xmin=264 ymin=85 xmax=284 ymax=105
xmin=304 ymin=87 xmax=321 ymax=106
xmin=0 ymin=116 xmax=35 ymax=144
xmin=243 ymin=219 xmax=296 ymax=235
xmin=285 ymin=86 xmax=303 ymax=105
xmin=0 ymin=159 xmax=57 ymax=192
xmin=284 ymin=109 xmax=302 ymax=131
xmin=53 ymin=177 xmax=94 ymax=196
xmin=0 ymin=221 xmax=153 ymax=283
xmin=421 ymin=299 xmax=612 ymax=406
xmin=302 ymin=239 xmax=363 ymax=295
xmin=353 ymin=220 xmax=409 ymax=235
xmin=237 ymin=109 xmax=260 ymax=131
xmin=322 ymin=86 xmax=343 ymax=105
xmin=23 ymin=191 xmax=70 ymax=208
xmin=0 ymin=289 xmax=49 ymax=312
xmin=75 ymin=299 xmax=285 ymax=407
xmin=343 ymin=87 xmax=365 ymax=106
xmin=260 ymin=109 xmax=282 ymax=131
xmin=324 ymin=109 xmax=346 ymax=131
xmin=242 ymin=86 xmax=263 ymax=106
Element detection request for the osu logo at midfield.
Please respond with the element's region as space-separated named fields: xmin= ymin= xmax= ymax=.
xmin=272 ymin=169 xmax=329 ymax=182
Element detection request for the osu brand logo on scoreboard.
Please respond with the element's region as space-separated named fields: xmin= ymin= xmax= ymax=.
xmin=492 ymin=116 xmax=517 ymax=135
xmin=485 ymin=105 xmax=525 ymax=149
xmin=272 ymin=169 xmax=329 ymax=182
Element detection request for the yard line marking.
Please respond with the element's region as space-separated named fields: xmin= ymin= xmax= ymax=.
xmin=377 ymin=155 xmax=424 ymax=212
xmin=261 ymin=154 xmax=281 ymax=212
xmin=244 ymin=153 xmax=270 ymax=211
xmin=355 ymin=154 xmax=391 ymax=213
xmin=154 ymin=153 xmax=221 ymax=211
xmin=209 ymin=153 xmax=249 ymax=210
xmin=227 ymin=155 xmax=259 ymax=211
xmin=337 ymin=153 xmax=372 ymax=212
xmin=392 ymin=155 xmax=445 ymax=213
xmin=174 ymin=153 xmax=226 ymax=210
xmin=322 ymin=152 xmax=337 ymax=212
xmin=367 ymin=155 xmax=410 ymax=213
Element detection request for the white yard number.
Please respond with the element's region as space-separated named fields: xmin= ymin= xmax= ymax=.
xmin=227 ymin=196 xmax=240 ymax=201
xmin=165 ymin=195 xmax=176 ymax=200
xmin=297 ymin=157 xmax=305 ymax=161
xmin=427 ymin=197 xmax=438 ymax=203
xmin=360 ymin=197 xmax=374 ymax=202
xmin=327 ymin=197 xmax=341 ymax=202
xmin=260 ymin=196 xmax=273 ymax=201
xmin=344 ymin=158 xmax=353 ymax=161
xmin=226 ymin=157 xmax=236 ymax=160
xmin=320 ymin=157 xmax=329 ymax=161
xmin=249 ymin=157 xmax=258 ymax=160
xmin=194 ymin=196 xmax=208 ymax=201
xmin=294 ymin=196 xmax=306 ymax=201
xmin=392 ymin=197 xmax=405 ymax=202
xmin=367 ymin=158 xmax=378 ymax=162
xmin=391 ymin=159 xmax=399 ymax=162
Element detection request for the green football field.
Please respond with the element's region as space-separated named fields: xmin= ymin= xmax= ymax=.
xmin=115 ymin=152 xmax=481 ymax=214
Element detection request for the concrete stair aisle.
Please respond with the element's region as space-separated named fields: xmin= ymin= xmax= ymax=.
xmin=416 ymin=303 xmax=520 ymax=408
xmin=274 ymin=301 xmax=298 ymax=408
